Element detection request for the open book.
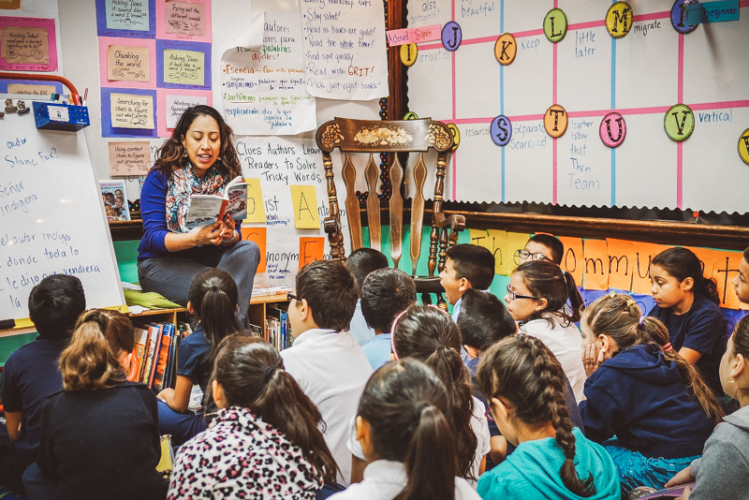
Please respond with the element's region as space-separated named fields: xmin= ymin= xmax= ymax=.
xmin=186 ymin=176 xmax=248 ymax=230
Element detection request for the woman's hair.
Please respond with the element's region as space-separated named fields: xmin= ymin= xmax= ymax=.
xmin=211 ymin=335 xmax=339 ymax=484
xmin=358 ymin=359 xmax=457 ymax=500
xmin=731 ymin=316 xmax=749 ymax=401
xmin=59 ymin=309 xmax=134 ymax=392
xmin=514 ymin=260 xmax=584 ymax=324
xmin=188 ymin=268 xmax=242 ymax=369
xmin=153 ymin=105 xmax=242 ymax=180
xmin=477 ymin=335 xmax=596 ymax=498
xmin=652 ymin=247 xmax=720 ymax=305
xmin=391 ymin=305 xmax=477 ymax=480
xmin=583 ymin=293 xmax=724 ymax=426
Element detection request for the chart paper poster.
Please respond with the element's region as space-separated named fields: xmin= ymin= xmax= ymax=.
xmin=110 ymin=92 xmax=155 ymax=129
xmin=108 ymin=141 xmax=151 ymax=175
xmin=221 ymin=12 xmax=316 ymax=136
xmin=105 ymin=0 xmax=150 ymax=31
xmin=165 ymin=0 xmax=205 ymax=37
xmin=0 ymin=17 xmax=57 ymax=71
xmin=164 ymin=48 xmax=204 ymax=85
xmin=107 ymin=44 xmax=151 ymax=82
xmin=299 ymin=0 xmax=388 ymax=100
xmin=7 ymin=83 xmax=56 ymax=95
xmin=165 ymin=93 xmax=206 ymax=128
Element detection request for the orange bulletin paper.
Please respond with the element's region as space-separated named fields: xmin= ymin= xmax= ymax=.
xmin=606 ymin=239 xmax=636 ymax=292
xmin=558 ymin=237 xmax=584 ymax=286
xmin=241 ymin=227 xmax=267 ymax=273
xmin=631 ymin=243 xmax=670 ymax=295
xmin=685 ymin=247 xmax=715 ymax=280
xmin=583 ymin=240 xmax=609 ymax=291
xmin=299 ymin=237 xmax=324 ymax=270
xmin=710 ymin=251 xmax=743 ymax=309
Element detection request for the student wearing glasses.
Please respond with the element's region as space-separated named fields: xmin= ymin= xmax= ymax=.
xmin=504 ymin=260 xmax=587 ymax=402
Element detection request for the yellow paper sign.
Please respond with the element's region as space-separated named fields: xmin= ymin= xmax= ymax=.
xmin=506 ymin=232 xmax=531 ymax=273
xmin=7 ymin=83 xmax=56 ymax=95
xmin=289 ymin=185 xmax=320 ymax=229
xmin=468 ymin=228 xmax=508 ymax=276
xmin=107 ymin=44 xmax=150 ymax=82
xmin=243 ymin=178 xmax=267 ymax=223
xmin=164 ymin=49 xmax=204 ymax=86
xmin=110 ymin=93 xmax=155 ymax=129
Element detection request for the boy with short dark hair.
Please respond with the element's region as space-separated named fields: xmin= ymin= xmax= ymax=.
xmin=517 ymin=233 xmax=564 ymax=265
xmin=281 ymin=260 xmax=373 ymax=486
xmin=1 ymin=275 xmax=86 ymax=493
xmin=360 ymin=268 xmax=417 ymax=370
xmin=440 ymin=243 xmax=495 ymax=322
xmin=346 ymin=248 xmax=389 ymax=346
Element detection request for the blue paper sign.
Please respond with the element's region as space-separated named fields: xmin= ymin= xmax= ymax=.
xmin=703 ymin=0 xmax=740 ymax=22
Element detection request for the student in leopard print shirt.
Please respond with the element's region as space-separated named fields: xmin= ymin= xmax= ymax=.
xmin=168 ymin=335 xmax=339 ymax=499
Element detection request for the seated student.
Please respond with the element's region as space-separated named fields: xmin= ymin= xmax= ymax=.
xmin=439 ymin=244 xmax=495 ymax=323
xmin=580 ymin=293 xmax=723 ymax=496
xmin=0 ymin=275 xmax=85 ymax=495
xmin=346 ymin=248 xmax=389 ymax=346
xmin=476 ymin=335 xmax=619 ymax=500
xmin=25 ymin=310 xmax=167 ymax=500
xmin=331 ymin=359 xmax=481 ymax=500
xmin=665 ymin=315 xmax=749 ymax=500
xmin=516 ymin=234 xmax=584 ymax=321
xmin=506 ymin=260 xmax=587 ymax=402
xmin=360 ymin=268 xmax=417 ymax=370
xmin=732 ymin=247 xmax=749 ymax=304
xmin=281 ymin=260 xmax=373 ymax=486
xmin=157 ymin=268 xmax=241 ymax=445
xmin=169 ymin=335 xmax=339 ymax=499
xmin=648 ymin=247 xmax=728 ymax=398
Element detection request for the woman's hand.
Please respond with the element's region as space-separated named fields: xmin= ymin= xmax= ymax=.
xmin=583 ymin=343 xmax=605 ymax=377
xmin=219 ymin=215 xmax=237 ymax=246
xmin=194 ymin=221 xmax=223 ymax=246
xmin=665 ymin=466 xmax=694 ymax=488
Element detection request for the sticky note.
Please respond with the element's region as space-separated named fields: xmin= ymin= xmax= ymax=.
xmin=241 ymin=226 xmax=267 ymax=273
xmin=243 ymin=178 xmax=266 ymax=223
xmin=165 ymin=1 xmax=207 ymax=37
xmin=506 ymin=232 xmax=531 ymax=273
xmin=299 ymin=237 xmax=325 ymax=270
xmin=710 ymin=251 xmax=743 ymax=309
xmin=164 ymin=49 xmax=205 ymax=86
xmin=558 ymin=237 xmax=584 ymax=287
xmin=631 ymin=243 xmax=670 ymax=295
xmin=583 ymin=239 xmax=609 ymax=291
xmin=606 ymin=239 xmax=635 ymax=292
xmin=110 ymin=93 xmax=155 ymax=129
xmin=107 ymin=44 xmax=151 ymax=82
xmin=108 ymin=141 xmax=151 ymax=176
xmin=289 ymin=185 xmax=320 ymax=229
xmin=105 ymin=0 xmax=150 ymax=31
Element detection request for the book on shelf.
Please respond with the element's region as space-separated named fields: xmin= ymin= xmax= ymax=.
xmin=100 ymin=179 xmax=131 ymax=222
xmin=128 ymin=325 xmax=150 ymax=382
xmin=152 ymin=323 xmax=174 ymax=392
xmin=186 ymin=176 xmax=248 ymax=230
xmin=266 ymin=306 xmax=293 ymax=351
xmin=251 ymin=284 xmax=291 ymax=297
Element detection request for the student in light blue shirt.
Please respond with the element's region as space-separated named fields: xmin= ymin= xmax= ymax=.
xmin=345 ymin=248 xmax=389 ymax=346
xmin=360 ymin=268 xmax=416 ymax=371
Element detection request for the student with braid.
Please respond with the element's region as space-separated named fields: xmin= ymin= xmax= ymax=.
xmin=581 ymin=293 xmax=723 ymax=496
xmin=476 ymin=334 xmax=618 ymax=499
xmin=331 ymin=359 xmax=481 ymax=500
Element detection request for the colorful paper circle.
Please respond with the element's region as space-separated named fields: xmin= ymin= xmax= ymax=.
xmin=447 ymin=123 xmax=461 ymax=151
xmin=400 ymin=43 xmax=418 ymax=67
xmin=543 ymin=8 xmax=567 ymax=43
xmin=599 ymin=112 xmax=627 ymax=148
xmin=442 ymin=21 xmax=463 ymax=51
xmin=403 ymin=111 xmax=419 ymax=120
xmin=606 ymin=2 xmax=634 ymax=38
xmin=670 ymin=0 xmax=700 ymax=34
xmin=544 ymin=105 xmax=568 ymax=138
xmin=664 ymin=104 xmax=695 ymax=141
xmin=739 ymin=128 xmax=749 ymax=165
xmin=494 ymin=33 xmax=517 ymax=65
xmin=490 ymin=115 xmax=512 ymax=146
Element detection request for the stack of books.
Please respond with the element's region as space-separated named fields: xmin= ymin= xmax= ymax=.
xmin=128 ymin=321 xmax=193 ymax=391
xmin=265 ymin=306 xmax=293 ymax=351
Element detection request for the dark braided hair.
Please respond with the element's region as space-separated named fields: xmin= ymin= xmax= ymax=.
xmin=477 ymin=334 xmax=596 ymax=497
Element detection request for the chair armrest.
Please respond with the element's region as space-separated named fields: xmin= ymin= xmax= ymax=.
xmin=413 ymin=276 xmax=444 ymax=294
xmin=434 ymin=212 xmax=466 ymax=233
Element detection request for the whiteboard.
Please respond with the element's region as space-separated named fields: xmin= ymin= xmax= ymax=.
xmin=0 ymin=111 xmax=125 ymax=321
xmin=406 ymin=0 xmax=749 ymax=214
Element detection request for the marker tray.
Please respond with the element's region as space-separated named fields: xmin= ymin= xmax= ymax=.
xmin=32 ymin=101 xmax=90 ymax=131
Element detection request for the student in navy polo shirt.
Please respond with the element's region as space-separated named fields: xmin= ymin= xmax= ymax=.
xmin=0 ymin=275 xmax=85 ymax=494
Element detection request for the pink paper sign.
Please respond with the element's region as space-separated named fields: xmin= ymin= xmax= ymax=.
xmin=156 ymin=0 xmax=212 ymax=43
xmin=0 ymin=17 xmax=58 ymax=71
xmin=99 ymin=37 xmax=156 ymax=89
xmin=386 ymin=24 xmax=441 ymax=46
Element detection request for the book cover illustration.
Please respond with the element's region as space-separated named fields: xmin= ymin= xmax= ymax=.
xmin=186 ymin=176 xmax=248 ymax=229
xmin=99 ymin=179 xmax=131 ymax=221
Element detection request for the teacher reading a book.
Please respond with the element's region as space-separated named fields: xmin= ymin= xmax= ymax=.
xmin=137 ymin=105 xmax=260 ymax=327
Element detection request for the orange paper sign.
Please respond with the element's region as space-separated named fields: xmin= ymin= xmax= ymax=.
xmin=631 ymin=243 xmax=670 ymax=295
xmin=241 ymin=226 xmax=267 ymax=273
xmin=558 ymin=236 xmax=584 ymax=286
xmin=583 ymin=240 xmax=609 ymax=291
xmin=710 ymin=251 xmax=742 ymax=309
xmin=606 ymin=239 xmax=636 ymax=292
xmin=299 ymin=237 xmax=325 ymax=270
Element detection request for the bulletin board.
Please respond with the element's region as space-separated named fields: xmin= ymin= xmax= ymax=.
xmin=405 ymin=0 xmax=749 ymax=215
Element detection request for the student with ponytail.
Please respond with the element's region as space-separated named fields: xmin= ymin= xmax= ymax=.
xmin=648 ymin=247 xmax=728 ymax=397
xmin=157 ymin=267 xmax=242 ymax=444
xmin=505 ymin=260 xmax=587 ymax=402
xmin=332 ymin=359 xmax=481 ymax=500
xmin=581 ymin=293 xmax=723 ymax=496
xmin=169 ymin=335 xmax=338 ymax=499
xmin=25 ymin=310 xmax=167 ymax=500
xmin=476 ymin=334 xmax=618 ymax=499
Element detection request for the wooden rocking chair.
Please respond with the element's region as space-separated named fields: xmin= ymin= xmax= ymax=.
xmin=315 ymin=117 xmax=466 ymax=303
